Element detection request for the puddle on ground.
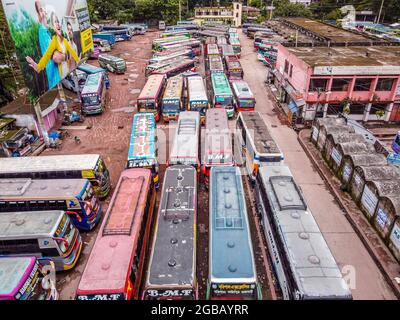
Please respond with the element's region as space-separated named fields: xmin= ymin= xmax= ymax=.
xmin=130 ymin=89 xmax=141 ymax=95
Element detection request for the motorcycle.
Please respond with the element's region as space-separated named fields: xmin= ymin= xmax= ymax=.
xmin=62 ymin=111 xmax=85 ymax=126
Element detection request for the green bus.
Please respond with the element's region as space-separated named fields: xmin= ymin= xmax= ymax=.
xmin=210 ymin=73 xmax=235 ymax=119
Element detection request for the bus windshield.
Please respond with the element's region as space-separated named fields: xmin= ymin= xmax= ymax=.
xmin=82 ymin=94 xmax=99 ymax=106
xmin=162 ymin=99 xmax=180 ymax=112
xmin=190 ymin=101 xmax=208 ymax=115
xmin=215 ymin=96 xmax=233 ymax=106
xmin=138 ymin=100 xmax=156 ymax=110
xmin=239 ymin=98 xmax=255 ymax=108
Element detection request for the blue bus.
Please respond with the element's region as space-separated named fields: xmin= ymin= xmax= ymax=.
xmin=207 ymin=166 xmax=262 ymax=300
xmin=127 ymin=113 xmax=160 ymax=188
xmin=0 ymin=178 xmax=103 ymax=231
xmin=78 ymin=63 xmax=110 ymax=89
xmin=97 ymin=29 xmax=131 ymax=42
xmin=93 ymin=33 xmax=116 ymax=46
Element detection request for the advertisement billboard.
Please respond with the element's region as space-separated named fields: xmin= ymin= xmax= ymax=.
xmin=1 ymin=0 xmax=93 ymax=99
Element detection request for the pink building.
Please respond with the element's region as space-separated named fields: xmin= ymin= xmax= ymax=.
xmin=272 ymin=44 xmax=400 ymax=124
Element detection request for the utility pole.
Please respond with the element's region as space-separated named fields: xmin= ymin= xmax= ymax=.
xmin=269 ymin=0 xmax=274 ymax=20
xmin=179 ymin=0 xmax=182 ymax=22
xmin=377 ymin=0 xmax=385 ymax=24
xmin=33 ymin=101 xmax=50 ymax=147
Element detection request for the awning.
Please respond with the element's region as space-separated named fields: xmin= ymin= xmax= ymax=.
xmin=288 ymin=100 xmax=298 ymax=113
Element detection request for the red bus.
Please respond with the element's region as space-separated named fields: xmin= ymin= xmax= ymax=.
xmin=75 ymin=169 xmax=156 ymax=300
xmin=224 ymin=55 xmax=243 ymax=80
xmin=151 ymin=59 xmax=196 ymax=79
xmin=137 ymin=74 xmax=166 ymax=122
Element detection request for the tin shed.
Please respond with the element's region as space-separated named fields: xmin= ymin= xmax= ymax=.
xmin=311 ymin=117 xmax=346 ymax=145
xmin=340 ymin=153 xmax=387 ymax=186
xmin=388 ymin=218 xmax=400 ymax=262
xmin=316 ymin=124 xmax=354 ymax=152
xmin=360 ymin=180 xmax=400 ymax=221
xmin=350 ymin=165 xmax=400 ymax=204
xmin=331 ymin=142 xmax=375 ymax=174
xmin=373 ymin=194 xmax=400 ymax=243
xmin=324 ymin=132 xmax=365 ymax=166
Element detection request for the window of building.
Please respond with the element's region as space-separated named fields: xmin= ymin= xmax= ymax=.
xmin=284 ymin=60 xmax=289 ymax=74
xmin=376 ymin=78 xmax=394 ymax=91
xmin=354 ymin=78 xmax=372 ymax=91
xmin=309 ymin=78 xmax=327 ymax=92
xmin=331 ymin=78 xmax=351 ymax=91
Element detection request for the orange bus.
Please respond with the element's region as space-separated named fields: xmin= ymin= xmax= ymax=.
xmin=75 ymin=169 xmax=156 ymax=300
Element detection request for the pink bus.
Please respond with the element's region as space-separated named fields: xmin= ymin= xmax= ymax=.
xmin=0 ymin=257 xmax=58 ymax=300
xmin=76 ymin=169 xmax=156 ymax=300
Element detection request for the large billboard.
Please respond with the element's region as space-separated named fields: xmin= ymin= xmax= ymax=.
xmin=1 ymin=0 xmax=93 ymax=99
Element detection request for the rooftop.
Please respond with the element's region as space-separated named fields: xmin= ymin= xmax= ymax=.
xmin=285 ymin=46 xmax=400 ymax=68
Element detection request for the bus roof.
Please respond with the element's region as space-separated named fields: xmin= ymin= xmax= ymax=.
xmin=0 ymin=154 xmax=101 ymax=174
xmin=225 ymin=57 xmax=242 ymax=69
xmin=203 ymin=109 xmax=233 ymax=166
xmin=0 ymin=178 xmax=88 ymax=199
xmin=146 ymin=166 xmax=197 ymax=287
xmin=138 ymin=74 xmax=165 ymax=100
xmin=209 ymin=167 xmax=256 ymax=281
xmin=239 ymin=112 xmax=282 ymax=156
xmin=207 ymin=44 xmax=219 ymax=53
xmin=0 ymin=257 xmax=36 ymax=298
xmin=211 ymin=73 xmax=233 ymax=96
xmin=229 ymin=37 xmax=240 ymax=45
xmin=77 ymin=169 xmax=152 ymax=294
xmin=151 ymin=59 xmax=194 ymax=75
xmin=209 ymin=56 xmax=224 ymax=72
xmin=98 ymin=54 xmax=125 ymax=63
xmin=78 ymin=63 xmax=106 ymax=75
xmin=81 ymin=73 xmax=104 ymax=95
xmin=258 ymin=165 xmax=352 ymax=299
xmin=187 ymin=76 xmax=208 ymax=101
xmin=127 ymin=113 xmax=156 ymax=161
xmin=0 ymin=210 xmax=63 ymax=238
xmin=170 ymin=112 xmax=200 ymax=163
xmin=231 ymin=80 xmax=254 ymax=99
xmin=163 ymin=76 xmax=184 ymax=100
xmin=220 ymin=44 xmax=234 ymax=56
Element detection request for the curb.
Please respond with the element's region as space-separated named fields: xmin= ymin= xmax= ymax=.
xmin=298 ymin=129 xmax=400 ymax=299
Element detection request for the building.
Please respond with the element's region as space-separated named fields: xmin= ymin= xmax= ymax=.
xmin=194 ymin=2 xmax=242 ymax=27
xmin=266 ymin=18 xmax=400 ymax=124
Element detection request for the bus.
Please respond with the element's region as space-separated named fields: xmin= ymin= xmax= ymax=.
xmin=78 ymin=63 xmax=110 ymax=89
xmin=0 ymin=178 xmax=103 ymax=231
xmin=149 ymin=49 xmax=194 ymax=64
xmin=0 ymin=210 xmax=82 ymax=271
xmin=208 ymin=167 xmax=262 ymax=300
xmin=229 ymin=37 xmax=241 ymax=57
xmin=159 ymin=39 xmax=201 ymax=54
xmin=0 ymin=154 xmax=111 ymax=199
xmin=187 ymin=75 xmax=210 ymax=122
xmin=81 ymin=72 xmax=106 ymax=115
xmin=150 ymin=59 xmax=196 ymax=79
xmin=76 ymin=169 xmax=156 ymax=300
xmin=142 ymin=165 xmax=197 ymax=300
xmin=98 ymin=54 xmax=127 ymax=74
xmin=161 ymin=76 xmax=184 ymax=122
xmin=217 ymin=37 xmax=228 ymax=47
xmin=205 ymin=37 xmax=217 ymax=45
xmin=127 ymin=113 xmax=160 ymax=188
xmin=202 ymin=109 xmax=234 ymax=186
xmin=206 ymin=44 xmax=220 ymax=57
xmin=152 ymin=46 xmax=193 ymax=58
xmin=210 ymin=72 xmax=235 ymax=119
xmin=220 ymin=44 xmax=235 ymax=57
xmin=168 ymin=111 xmax=201 ymax=171
xmin=231 ymin=80 xmax=256 ymax=112
xmin=137 ymin=74 xmax=166 ymax=122
xmin=208 ymin=56 xmax=225 ymax=74
xmin=0 ymin=256 xmax=58 ymax=300
xmin=236 ymin=112 xmax=284 ymax=181
xmin=153 ymin=35 xmax=190 ymax=49
xmin=254 ymin=165 xmax=352 ymax=300
xmin=146 ymin=57 xmax=183 ymax=77
xmin=225 ymin=55 xmax=243 ymax=80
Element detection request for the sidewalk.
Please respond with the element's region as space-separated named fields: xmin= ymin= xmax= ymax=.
xmin=298 ymin=129 xmax=400 ymax=298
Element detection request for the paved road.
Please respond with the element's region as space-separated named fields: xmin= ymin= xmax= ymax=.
xmin=239 ymin=32 xmax=396 ymax=300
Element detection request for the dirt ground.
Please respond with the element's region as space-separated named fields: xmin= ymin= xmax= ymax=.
xmin=48 ymin=29 xmax=276 ymax=300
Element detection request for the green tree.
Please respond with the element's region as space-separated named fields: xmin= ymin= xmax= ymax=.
xmin=274 ymin=0 xmax=313 ymax=18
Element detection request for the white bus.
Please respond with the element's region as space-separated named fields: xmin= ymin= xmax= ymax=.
xmin=186 ymin=75 xmax=210 ymax=123
xmin=0 ymin=210 xmax=82 ymax=271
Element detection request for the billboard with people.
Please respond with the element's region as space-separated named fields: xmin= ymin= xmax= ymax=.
xmin=1 ymin=0 xmax=93 ymax=99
